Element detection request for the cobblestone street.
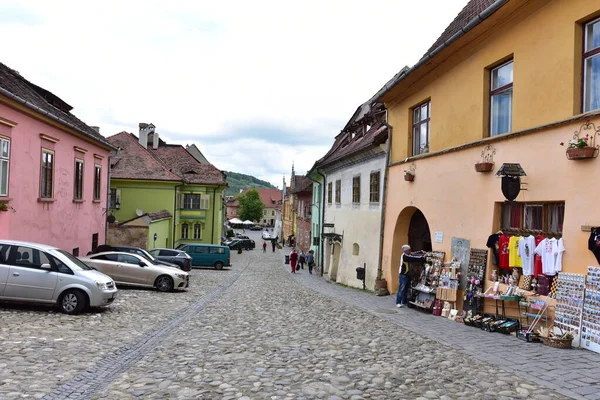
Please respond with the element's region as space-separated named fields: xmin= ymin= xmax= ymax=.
xmin=0 ymin=233 xmax=580 ymax=399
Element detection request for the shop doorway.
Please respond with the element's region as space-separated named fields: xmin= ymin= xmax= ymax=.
xmin=329 ymin=242 xmax=341 ymax=280
xmin=390 ymin=206 xmax=432 ymax=292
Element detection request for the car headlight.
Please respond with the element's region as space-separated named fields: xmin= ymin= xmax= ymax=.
xmin=96 ymin=281 xmax=108 ymax=290
xmin=176 ymin=274 xmax=187 ymax=280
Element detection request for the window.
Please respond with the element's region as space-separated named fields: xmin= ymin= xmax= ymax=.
xmin=209 ymin=247 xmax=225 ymax=254
xmin=194 ymin=246 xmax=209 ymax=254
xmin=193 ymin=223 xmax=201 ymax=239
xmin=584 ymin=18 xmax=600 ymax=112
xmin=118 ymin=254 xmax=142 ymax=265
xmin=74 ymin=159 xmax=84 ymax=200
xmin=490 ymin=60 xmax=513 ymax=136
xmin=12 ymin=246 xmax=51 ymax=269
xmin=412 ymin=101 xmax=430 ymax=155
xmin=40 ymin=149 xmax=54 ymax=199
xmin=183 ymin=194 xmax=201 ymax=209
xmin=93 ymin=165 xmax=101 ymax=201
xmin=327 ymin=182 xmax=332 ymax=204
xmin=50 ymin=255 xmax=73 ymax=275
xmin=370 ymin=171 xmax=380 ymax=203
xmin=335 ymin=180 xmax=341 ymax=204
xmin=500 ymin=202 xmax=564 ymax=234
xmin=0 ymin=137 xmax=9 ymax=196
xmin=352 ymin=176 xmax=360 ymax=204
xmin=181 ymin=223 xmax=189 ymax=239
xmin=271 ymin=210 xmax=275 ymax=216
xmin=92 ymin=233 xmax=98 ymax=251
xmin=158 ymin=249 xmax=177 ymax=256
xmin=109 ymin=188 xmax=117 ymax=209
xmin=72 ymin=248 xmax=79 ymax=257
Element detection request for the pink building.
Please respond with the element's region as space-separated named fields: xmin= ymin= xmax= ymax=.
xmin=0 ymin=63 xmax=113 ymax=255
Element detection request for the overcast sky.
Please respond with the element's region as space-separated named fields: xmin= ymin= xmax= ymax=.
xmin=1 ymin=0 xmax=467 ymax=188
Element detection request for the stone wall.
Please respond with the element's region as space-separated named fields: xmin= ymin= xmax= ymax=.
xmin=108 ymin=225 xmax=149 ymax=249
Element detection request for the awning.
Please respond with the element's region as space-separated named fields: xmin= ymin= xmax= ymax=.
xmin=228 ymin=218 xmax=243 ymax=224
xmin=242 ymin=220 xmax=254 ymax=225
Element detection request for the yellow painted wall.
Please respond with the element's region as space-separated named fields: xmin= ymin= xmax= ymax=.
xmin=387 ymin=0 xmax=599 ymax=163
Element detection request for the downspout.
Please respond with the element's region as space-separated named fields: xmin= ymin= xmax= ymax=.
xmin=377 ymin=122 xmax=392 ymax=288
xmin=316 ymin=169 xmax=326 ymax=277
xmin=212 ymin=187 xmax=217 ymax=244
xmin=173 ymin=183 xmax=184 ymax=248
xmin=105 ymin=153 xmax=113 ymax=246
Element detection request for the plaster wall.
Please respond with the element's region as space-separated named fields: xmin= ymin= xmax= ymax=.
xmin=382 ymin=117 xmax=600 ymax=294
xmin=387 ymin=0 xmax=599 ymax=162
xmin=324 ymin=155 xmax=385 ymax=290
xmin=0 ymin=103 xmax=110 ymax=254
xmin=110 ymin=179 xmax=176 ymax=223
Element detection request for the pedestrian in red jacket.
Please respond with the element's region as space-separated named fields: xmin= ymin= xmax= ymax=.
xmin=289 ymin=249 xmax=298 ymax=273
xmin=262 ymin=242 xmax=267 ymax=253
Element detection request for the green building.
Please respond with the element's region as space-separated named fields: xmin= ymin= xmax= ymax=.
xmin=106 ymin=124 xmax=227 ymax=249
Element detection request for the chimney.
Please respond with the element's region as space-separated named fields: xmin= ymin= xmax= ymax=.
xmin=90 ymin=126 xmax=100 ymax=133
xmin=138 ymin=123 xmax=155 ymax=149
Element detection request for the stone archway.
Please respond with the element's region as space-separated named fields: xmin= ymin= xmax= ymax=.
xmin=390 ymin=206 xmax=432 ymax=292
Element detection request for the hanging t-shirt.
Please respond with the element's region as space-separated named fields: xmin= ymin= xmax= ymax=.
xmin=533 ymin=236 xmax=544 ymax=277
xmin=486 ymin=234 xmax=501 ymax=266
xmin=555 ymin=238 xmax=565 ymax=273
xmin=588 ymin=229 xmax=600 ymax=264
xmin=498 ymin=234 xmax=511 ymax=269
xmin=509 ymin=236 xmax=523 ymax=268
xmin=518 ymin=235 xmax=536 ymax=276
xmin=535 ymin=238 xmax=559 ymax=276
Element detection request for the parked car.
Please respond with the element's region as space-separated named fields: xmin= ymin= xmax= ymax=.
xmin=91 ymin=245 xmax=180 ymax=269
xmin=236 ymin=234 xmax=250 ymax=239
xmin=176 ymin=244 xmax=231 ymax=270
xmin=80 ymin=252 xmax=189 ymax=292
xmin=148 ymin=248 xmax=192 ymax=271
xmin=250 ymin=225 xmax=262 ymax=231
xmin=0 ymin=240 xmax=117 ymax=315
xmin=262 ymin=231 xmax=271 ymax=240
xmin=226 ymin=238 xmax=255 ymax=250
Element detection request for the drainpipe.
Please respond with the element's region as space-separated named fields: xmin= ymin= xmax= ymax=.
xmin=173 ymin=183 xmax=184 ymax=248
xmin=212 ymin=187 xmax=217 ymax=244
xmin=316 ymin=169 xmax=326 ymax=277
xmin=105 ymin=153 xmax=113 ymax=246
xmin=377 ymin=122 xmax=392 ymax=287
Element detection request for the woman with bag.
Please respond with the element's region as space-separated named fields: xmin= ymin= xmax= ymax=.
xmin=289 ymin=248 xmax=298 ymax=273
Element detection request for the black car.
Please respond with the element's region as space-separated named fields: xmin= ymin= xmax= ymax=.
xmin=148 ymin=248 xmax=192 ymax=271
xmin=91 ymin=245 xmax=180 ymax=269
xmin=250 ymin=226 xmax=263 ymax=231
xmin=227 ymin=238 xmax=255 ymax=250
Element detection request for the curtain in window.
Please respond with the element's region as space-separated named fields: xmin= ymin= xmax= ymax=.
xmin=510 ymin=203 xmax=522 ymax=228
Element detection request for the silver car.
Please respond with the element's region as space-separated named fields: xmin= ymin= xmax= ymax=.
xmin=0 ymin=240 xmax=118 ymax=315
xmin=80 ymin=252 xmax=189 ymax=292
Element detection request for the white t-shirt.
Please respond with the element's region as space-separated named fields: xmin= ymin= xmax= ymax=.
xmin=518 ymin=235 xmax=536 ymax=276
xmin=534 ymin=238 xmax=565 ymax=276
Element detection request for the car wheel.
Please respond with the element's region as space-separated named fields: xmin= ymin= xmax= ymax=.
xmin=58 ymin=289 xmax=86 ymax=315
xmin=214 ymin=261 xmax=224 ymax=270
xmin=155 ymin=275 xmax=174 ymax=292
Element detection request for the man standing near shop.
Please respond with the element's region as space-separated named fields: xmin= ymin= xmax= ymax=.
xmin=396 ymin=244 xmax=425 ymax=308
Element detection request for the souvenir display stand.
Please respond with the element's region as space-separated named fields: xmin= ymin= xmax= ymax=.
xmin=582 ymin=267 xmax=600 ymax=353
xmin=518 ymin=298 xmax=550 ymax=342
xmin=553 ymin=272 xmax=586 ymax=347
xmin=464 ymin=249 xmax=487 ymax=315
xmin=408 ymin=252 xmax=445 ymax=312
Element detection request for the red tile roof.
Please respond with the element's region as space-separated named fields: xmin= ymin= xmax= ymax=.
xmin=0 ymin=62 xmax=114 ymax=149
xmin=239 ymin=188 xmax=282 ymax=207
xmin=148 ymin=144 xmax=226 ymax=186
xmin=107 ymin=132 xmax=181 ymax=181
xmin=291 ymin=175 xmax=312 ymax=194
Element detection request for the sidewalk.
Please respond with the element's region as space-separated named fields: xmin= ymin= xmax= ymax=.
xmin=279 ymin=252 xmax=600 ymax=400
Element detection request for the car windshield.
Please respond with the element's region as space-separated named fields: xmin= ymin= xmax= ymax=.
xmin=55 ymin=249 xmax=94 ymax=270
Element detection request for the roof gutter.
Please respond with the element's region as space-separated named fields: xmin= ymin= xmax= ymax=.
xmin=374 ymin=0 xmax=509 ymax=101
xmin=0 ymin=86 xmax=116 ymax=150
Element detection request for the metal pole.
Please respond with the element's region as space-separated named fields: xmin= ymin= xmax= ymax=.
xmin=363 ymin=262 xmax=366 ymax=290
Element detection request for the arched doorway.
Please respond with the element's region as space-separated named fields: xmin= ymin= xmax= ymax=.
xmin=390 ymin=207 xmax=432 ymax=292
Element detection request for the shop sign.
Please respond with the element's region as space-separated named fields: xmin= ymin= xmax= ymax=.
xmin=434 ymin=231 xmax=444 ymax=243
xmin=323 ymin=223 xmax=335 ymax=228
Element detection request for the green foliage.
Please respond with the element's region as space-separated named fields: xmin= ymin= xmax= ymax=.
xmin=225 ymin=171 xmax=276 ymax=196
xmin=237 ymin=189 xmax=265 ymax=222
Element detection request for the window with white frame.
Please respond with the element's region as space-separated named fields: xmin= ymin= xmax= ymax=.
xmin=490 ymin=60 xmax=513 ymax=136
xmin=412 ymin=101 xmax=430 ymax=155
xmin=584 ymin=18 xmax=600 ymax=112
xmin=74 ymin=159 xmax=84 ymax=200
xmin=0 ymin=138 xmax=9 ymax=196
xmin=193 ymin=223 xmax=201 ymax=239
xmin=183 ymin=194 xmax=200 ymax=209
xmin=40 ymin=149 xmax=54 ymax=199
xmin=181 ymin=223 xmax=189 ymax=239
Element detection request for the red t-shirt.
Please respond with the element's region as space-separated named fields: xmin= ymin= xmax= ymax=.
xmin=498 ymin=234 xmax=511 ymax=269
xmin=533 ymin=236 xmax=544 ymax=277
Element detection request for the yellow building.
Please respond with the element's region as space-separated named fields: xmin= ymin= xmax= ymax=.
xmin=378 ymin=0 xmax=600 ymax=320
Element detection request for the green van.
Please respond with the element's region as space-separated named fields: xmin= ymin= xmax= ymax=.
xmin=176 ymin=244 xmax=231 ymax=270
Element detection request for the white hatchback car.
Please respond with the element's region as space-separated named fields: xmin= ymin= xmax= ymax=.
xmin=0 ymin=240 xmax=118 ymax=314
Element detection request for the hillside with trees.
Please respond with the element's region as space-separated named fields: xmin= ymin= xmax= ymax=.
xmin=225 ymin=171 xmax=277 ymax=196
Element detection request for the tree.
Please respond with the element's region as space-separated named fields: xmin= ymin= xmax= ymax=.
xmin=237 ymin=189 xmax=264 ymax=222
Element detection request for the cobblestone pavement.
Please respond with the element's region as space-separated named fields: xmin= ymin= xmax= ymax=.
xmin=0 ymin=232 xmax=578 ymax=399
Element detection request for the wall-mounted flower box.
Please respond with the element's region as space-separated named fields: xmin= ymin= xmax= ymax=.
xmin=474 ymin=162 xmax=494 ymax=172
xmin=566 ymin=146 xmax=597 ymax=160
xmin=404 ymin=173 xmax=415 ymax=182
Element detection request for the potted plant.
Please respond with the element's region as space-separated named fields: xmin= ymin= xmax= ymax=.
xmin=561 ymin=136 xmax=597 ymax=160
xmin=0 ymin=201 xmax=8 ymax=212
xmin=474 ymin=162 xmax=494 ymax=172
xmin=404 ymin=170 xmax=415 ymax=182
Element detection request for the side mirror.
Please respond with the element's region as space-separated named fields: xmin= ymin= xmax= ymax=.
xmin=139 ymin=261 xmax=146 ymax=267
xmin=40 ymin=263 xmax=51 ymax=270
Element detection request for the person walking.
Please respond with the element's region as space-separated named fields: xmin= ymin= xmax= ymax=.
xmin=262 ymin=242 xmax=267 ymax=253
xmin=289 ymin=248 xmax=298 ymax=273
xmin=396 ymin=244 xmax=425 ymax=308
xmin=306 ymin=250 xmax=315 ymax=274
xmin=298 ymin=251 xmax=306 ymax=270
xmin=271 ymin=239 xmax=276 ymax=252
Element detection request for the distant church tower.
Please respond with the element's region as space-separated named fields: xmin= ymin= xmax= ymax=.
xmin=290 ymin=162 xmax=295 ymax=190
